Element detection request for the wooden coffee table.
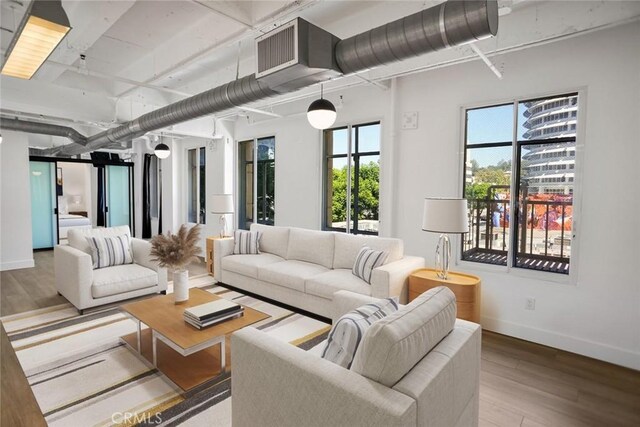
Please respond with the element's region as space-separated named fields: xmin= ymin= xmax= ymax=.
xmin=120 ymin=288 xmax=269 ymax=394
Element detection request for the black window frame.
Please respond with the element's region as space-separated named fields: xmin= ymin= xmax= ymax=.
xmin=323 ymin=121 xmax=381 ymax=236
xmin=186 ymin=146 xmax=206 ymax=225
xmin=238 ymin=136 xmax=276 ymax=230
xmin=462 ymin=92 xmax=578 ymax=275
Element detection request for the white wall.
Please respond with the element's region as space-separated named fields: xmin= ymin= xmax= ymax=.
xmin=0 ymin=131 xmax=34 ymax=270
xmin=393 ymin=22 xmax=640 ymax=370
xmin=234 ymin=84 xmax=392 ymax=232
xmin=57 ymin=162 xmax=92 ymax=218
xmin=172 ymin=130 xmax=232 ymax=250
xmin=234 ymin=23 xmax=640 ymax=369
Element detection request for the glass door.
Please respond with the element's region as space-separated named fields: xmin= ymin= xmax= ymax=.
xmin=106 ymin=165 xmax=132 ymax=228
xmin=30 ymin=161 xmax=57 ymax=249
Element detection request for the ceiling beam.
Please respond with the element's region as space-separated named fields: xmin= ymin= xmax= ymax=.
xmin=35 ymin=1 xmax=136 ymax=83
xmin=190 ymin=0 xmax=253 ymax=29
xmin=239 ymin=106 xmax=282 ymax=118
xmin=469 ymin=43 xmax=503 ymax=79
xmin=113 ymin=0 xmax=320 ymax=99
xmin=47 ymin=61 xmax=193 ymax=97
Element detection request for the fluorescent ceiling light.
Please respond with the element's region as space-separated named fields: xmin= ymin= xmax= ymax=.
xmin=1 ymin=0 xmax=71 ymax=80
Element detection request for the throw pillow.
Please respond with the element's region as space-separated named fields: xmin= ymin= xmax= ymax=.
xmin=233 ymin=230 xmax=261 ymax=255
xmin=352 ymin=246 xmax=389 ymax=284
xmin=86 ymin=234 xmax=133 ymax=269
xmin=321 ymin=298 xmax=399 ymax=368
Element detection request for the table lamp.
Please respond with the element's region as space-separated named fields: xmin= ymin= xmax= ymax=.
xmin=422 ymin=198 xmax=469 ymax=280
xmin=211 ymin=194 xmax=234 ymax=237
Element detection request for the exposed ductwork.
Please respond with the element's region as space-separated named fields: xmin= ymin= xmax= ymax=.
xmin=3 ymin=0 xmax=498 ymax=157
xmin=335 ymin=0 xmax=498 ymax=74
xmin=0 ymin=117 xmax=87 ymax=146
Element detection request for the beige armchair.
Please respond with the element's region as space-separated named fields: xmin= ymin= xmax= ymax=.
xmin=55 ymin=226 xmax=166 ymax=314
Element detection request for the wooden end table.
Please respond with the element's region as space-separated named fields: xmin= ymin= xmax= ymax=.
xmin=408 ymin=268 xmax=481 ymax=323
xmin=206 ymin=236 xmax=233 ymax=276
xmin=120 ymin=288 xmax=269 ymax=395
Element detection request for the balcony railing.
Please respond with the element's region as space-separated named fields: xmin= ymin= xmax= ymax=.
xmin=463 ymin=197 xmax=572 ymax=274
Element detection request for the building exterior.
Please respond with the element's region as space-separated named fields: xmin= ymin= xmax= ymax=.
xmin=520 ymin=95 xmax=578 ymax=195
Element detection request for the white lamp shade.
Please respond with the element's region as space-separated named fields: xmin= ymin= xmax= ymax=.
xmin=307 ymin=109 xmax=337 ymax=130
xmin=154 ymin=143 xmax=170 ymax=159
xmin=422 ymin=198 xmax=469 ymax=233
xmin=307 ymin=98 xmax=337 ymax=130
xmin=211 ymin=194 xmax=234 ymax=214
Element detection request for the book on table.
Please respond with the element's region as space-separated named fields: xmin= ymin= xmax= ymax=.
xmin=183 ymin=298 xmax=244 ymax=329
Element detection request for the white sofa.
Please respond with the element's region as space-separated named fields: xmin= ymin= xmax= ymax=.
xmin=214 ymin=224 xmax=425 ymax=318
xmin=232 ymin=289 xmax=481 ymax=427
xmin=55 ymin=226 xmax=165 ymax=314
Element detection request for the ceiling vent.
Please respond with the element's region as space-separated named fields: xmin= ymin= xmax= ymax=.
xmin=255 ymin=18 xmax=341 ymax=93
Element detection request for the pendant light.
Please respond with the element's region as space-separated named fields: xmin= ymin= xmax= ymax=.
xmin=154 ymin=134 xmax=170 ymax=159
xmin=307 ymin=84 xmax=336 ymax=130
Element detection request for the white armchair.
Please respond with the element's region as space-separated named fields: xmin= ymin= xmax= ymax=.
xmin=55 ymin=226 xmax=166 ymax=314
xmin=231 ymin=290 xmax=481 ymax=427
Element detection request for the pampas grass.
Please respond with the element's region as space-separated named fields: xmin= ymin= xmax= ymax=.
xmin=150 ymin=224 xmax=202 ymax=271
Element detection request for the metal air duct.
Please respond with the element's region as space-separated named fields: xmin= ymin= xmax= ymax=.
xmin=0 ymin=117 xmax=87 ymax=145
xmin=335 ymin=0 xmax=498 ymax=74
xmin=1 ymin=0 xmax=498 ymax=156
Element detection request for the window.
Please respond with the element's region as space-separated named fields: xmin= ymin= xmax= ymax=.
xmin=323 ymin=122 xmax=380 ymax=235
xmin=238 ymin=136 xmax=275 ymax=230
xmin=149 ymin=155 xmax=159 ymax=219
xmin=463 ymin=93 xmax=578 ymax=274
xmin=187 ymin=146 xmax=206 ymax=224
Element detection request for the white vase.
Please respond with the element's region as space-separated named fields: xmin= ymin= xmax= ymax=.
xmin=173 ymin=269 xmax=189 ymax=304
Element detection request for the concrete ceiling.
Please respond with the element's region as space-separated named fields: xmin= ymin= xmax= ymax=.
xmin=1 ymin=0 xmax=639 ymax=144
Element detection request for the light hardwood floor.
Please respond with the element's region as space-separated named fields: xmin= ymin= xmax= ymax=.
xmin=1 ymin=253 xmax=639 ymax=426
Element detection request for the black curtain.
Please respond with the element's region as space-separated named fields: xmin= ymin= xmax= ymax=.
xmin=142 ymin=154 xmax=152 ymax=238
xmin=96 ymin=166 xmax=106 ymax=226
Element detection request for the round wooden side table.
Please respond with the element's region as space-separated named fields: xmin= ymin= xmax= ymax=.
xmin=408 ymin=268 xmax=481 ymax=323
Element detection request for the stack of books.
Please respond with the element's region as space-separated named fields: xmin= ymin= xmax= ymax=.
xmin=184 ymin=299 xmax=244 ymax=329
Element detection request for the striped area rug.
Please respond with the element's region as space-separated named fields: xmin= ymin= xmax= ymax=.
xmin=1 ymin=274 xmax=331 ymax=426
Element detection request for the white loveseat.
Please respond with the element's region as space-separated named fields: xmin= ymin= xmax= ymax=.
xmin=55 ymin=226 xmax=165 ymax=314
xmin=231 ymin=289 xmax=481 ymax=426
xmin=214 ymin=224 xmax=424 ymax=318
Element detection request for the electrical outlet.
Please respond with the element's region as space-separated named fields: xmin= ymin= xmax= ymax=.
xmin=525 ymin=297 xmax=536 ymax=311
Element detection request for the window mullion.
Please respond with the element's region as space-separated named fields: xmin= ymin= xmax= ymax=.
xmin=197 ymin=149 xmax=201 ymax=224
xmin=346 ymin=125 xmax=353 ymax=234
xmin=508 ymin=100 xmax=519 ymax=270
xmin=253 ymin=139 xmax=258 ymax=225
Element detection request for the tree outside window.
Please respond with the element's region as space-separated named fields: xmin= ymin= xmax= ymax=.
xmin=324 ymin=122 xmax=380 ymax=235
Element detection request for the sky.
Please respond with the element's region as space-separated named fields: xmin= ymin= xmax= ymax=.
xmin=327 ymin=124 xmax=381 ymax=169
xmin=466 ymin=103 xmax=529 ymax=168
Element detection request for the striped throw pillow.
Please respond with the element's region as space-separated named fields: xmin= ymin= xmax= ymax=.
xmin=86 ymin=234 xmax=133 ymax=269
xmin=321 ymin=298 xmax=399 ymax=368
xmin=352 ymin=246 xmax=389 ymax=284
xmin=233 ymin=230 xmax=261 ymax=255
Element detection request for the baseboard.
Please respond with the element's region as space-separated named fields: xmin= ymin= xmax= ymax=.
xmin=482 ymin=316 xmax=640 ymax=371
xmin=0 ymin=259 xmax=35 ymax=271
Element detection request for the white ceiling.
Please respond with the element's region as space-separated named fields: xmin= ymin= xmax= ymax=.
xmin=1 ymin=0 xmax=639 ymax=138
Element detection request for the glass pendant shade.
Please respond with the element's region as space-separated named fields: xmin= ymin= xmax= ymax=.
xmin=154 ymin=143 xmax=170 ymax=159
xmin=307 ymin=98 xmax=337 ymax=130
